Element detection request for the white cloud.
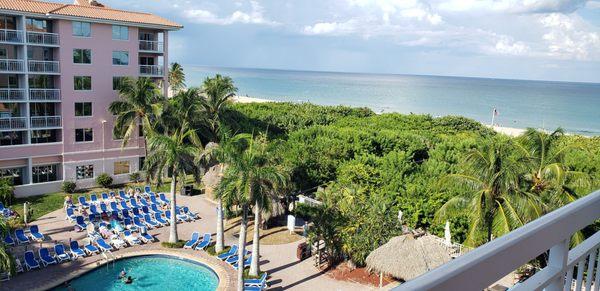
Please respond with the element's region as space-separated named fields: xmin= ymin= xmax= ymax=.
xmin=303 ymin=21 xmax=358 ymax=36
xmin=539 ymin=13 xmax=600 ymax=59
xmin=183 ymin=1 xmax=279 ymax=26
xmin=493 ymin=37 xmax=530 ymax=55
xmin=436 ymin=0 xmax=590 ymax=14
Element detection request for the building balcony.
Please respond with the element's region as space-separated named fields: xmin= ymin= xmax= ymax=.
xmin=395 ymin=189 xmax=600 ymax=291
xmin=0 ymin=59 xmax=25 ymax=73
xmin=29 ymin=89 xmax=61 ymax=101
xmin=30 ymin=116 xmax=61 ymax=129
xmin=0 ymin=88 xmax=26 ymax=101
xmin=139 ymin=65 xmax=163 ymax=77
xmin=0 ymin=117 xmax=27 ymax=130
xmin=28 ymin=60 xmax=60 ymax=74
xmin=0 ymin=29 xmax=23 ymax=44
xmin=26 ymin=31 xmax=60 ymax=46
xmin=139 ymin=40 xmax=164 ymax=53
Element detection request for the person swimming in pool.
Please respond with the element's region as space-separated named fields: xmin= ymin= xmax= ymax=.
xmin=119 ymin=269 xmax=127 ymax=279
xmin=124 ymin=276 xmax=133 ymax=284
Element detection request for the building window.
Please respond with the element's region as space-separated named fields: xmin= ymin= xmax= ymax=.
xmin=76 ymin=165 xmax=94 ymax=180
xmin=75 ymin=128 xmax=93 ymax=142
xmin=26 ymin=18 xmax=50 ymax=32
xmin=72 ymin=21 xmax=91 ymax=37
xmin=139 ymin=157 xmax=145 ymax=171
xmin=74 ymin=102 xmax=92 ymax=117
xmin=112 ymin=25 xmax=128 ymax=40
xmin=112 ymin=51 xmax=129 ymax=66
xmin=74 ymin=76 xmax=91 ymax=90
xmin=113 ymin=76 xmax=126 ymax=90
xmin=0 ymin=167 xmax=24 ymax=185
xmin=32 ymin=164 xmax=58 ymax=184
xmin=31 ymin=130 xmax=58 ymax=144
xmin=0 ymin=131 xmax=24 ymax=146
xmin=114 ymin=161 xmax=130 ymax=175
xmin=73 ymin=49 xmax=91 ymax=64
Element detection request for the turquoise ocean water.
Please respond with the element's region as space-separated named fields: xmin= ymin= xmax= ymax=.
xmin=186 ymin=66 xmax=600 ymax=135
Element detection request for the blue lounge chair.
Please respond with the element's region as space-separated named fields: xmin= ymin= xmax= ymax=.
xmin=23 ymin=251 xmax=40 ymax=271
xmin=29 ymin=225 xmax=44 ymax=242
xmin=243 ymin=284 xmax=266 ymax=291
xmin=233 ymin=255 xmax=252 ymax=270
xmin=149 ymin=194 xmax=159 ymax=205
xmin=84 ymin=242 xmax=100 ymax=255
xmin=123 ymin=217 xmax=138 ymax=232
xmin=75 ymin=216 xmax=87 ymax=230
xmin=132 ymin=208 xmax=144 ymax=219
xmin=154 ymin=213 xmax=168 ymax=226
xmin=0 ymin=202 xmax=3 ymax=211
xmin=39 ymin=248 xmax=57 ymax=266
xmin=120 ymin=201 xmax=131 ymax=211
xmin=119 ymin=190 xmax=129 ymax=200
xmin=89 ymin=204 xmax=100 ymax=216
xmin=151 ymin=204 xmax=164 ymax=215
xmin=226 ymin=250 xmax=250 ymax=265
xmin=95 ymin=238 xmax=113 ymax=252
xmin=159 ymin=193 xmax=170 ymax=204
xmin=122 ymin=209 xmax=132 ymax=220
xmin=99 ymin=203 xmax=109 ymax=213
xmin=217 ymin=245 xmax=239 ymax=260
xmin=194 ymin=233 xmax=211 ymax=250
xmin=89 ymin=213 xmax=97 ymax=222
xmin=143 ymin=214 xmax=160 ymax=228
xmin=90 ymin=193 xmax=98 ymax=203
xmin=110 ymin=202 xmax=120 ymax=212
xmin=78 ymin=196 xmax=89 ymax=208
xmin=101 ymin=192 xmax=109 ymax=200
xmin=139 ymin=227 xmax=154 ymax=243
xmin=184 ymin=232 xmax=200 ymax=249
xmin=183 ymin=206 xmax=200 ymax=220
xmin=69 ymin=241 xmax=86 ymax=259
xmin=141 ymin=205 xmax=150 ymax=215
xmin=130 ymin=198 xmax=140 ymax=208
xmin=3 ymin=234 xmax=14 ymax=246
xmin=244 ymin=272 xmax=267 ymax=287
xmin=15 ymin=229 xmax=29 ymax=244
xmin=144 ymin=185 xmax=151 ymax=193
xmin=140 ymin=199 xmax=150 ymax=207
xmin=66 ymin=207 xmax=77 ymax=221
xmin=123 ymin=230 xmax=141 ymax=245
xmin=165 ymin=211 xmax=184 ymax=224
xmin=133 ymin=217 xmax=147 ymax=229
xmin=54 ymin=244 xmax=71 ymax=263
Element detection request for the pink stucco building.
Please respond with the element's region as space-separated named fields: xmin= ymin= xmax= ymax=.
xmin=0 ymin=0 xmax=182 ymax=196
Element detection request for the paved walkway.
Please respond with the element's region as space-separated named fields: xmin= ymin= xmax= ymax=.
xmin=1 ymin=194 xmax=373 ymax=290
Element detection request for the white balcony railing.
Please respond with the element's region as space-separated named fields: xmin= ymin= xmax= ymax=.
xmin=139 ymin=40 xmax=164 ymax=52
xmin=26 ymin=31 xmax=59 ymax=46
xmin=29 ymin=89 xmax=61 ymax=101
xmin=28 ymin=60 xmax=60 ymax=73
xmin=0 ymin=117 xmax=27 ymax=130
xmin=139 ymin=65 xmax=163 ymax=76
xmin=0 ymin=59 xmax=25 ymax=72
xmin=395 ymin=189 xmax=600 ymax=291
xmin=30 ymin=116 xmax=61 ymax=128
xmin=0 ymin=29 xmax=23 ymax=43
xmin=0 ymin=89 xmax=26 ymax=101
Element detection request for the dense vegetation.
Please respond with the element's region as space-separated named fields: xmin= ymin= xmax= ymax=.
xmin=224 ymin=102 xmax=600 ymax=266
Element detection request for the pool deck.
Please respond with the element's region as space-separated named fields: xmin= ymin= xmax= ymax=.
xmin=1 ymin=193 xmax=375 ymax=291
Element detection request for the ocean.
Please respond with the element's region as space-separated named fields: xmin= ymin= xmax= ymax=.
xmin=185 ymin=66 xmax=600 ymax=136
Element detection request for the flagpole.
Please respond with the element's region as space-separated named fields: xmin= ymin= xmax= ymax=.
xmin=491 ymin=107 xmax=496 ymax=127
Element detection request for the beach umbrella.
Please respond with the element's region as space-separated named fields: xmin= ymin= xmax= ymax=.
xmin=366 ymin=234 xmax=452 ymax=287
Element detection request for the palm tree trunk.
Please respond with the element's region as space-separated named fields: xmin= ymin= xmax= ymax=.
xmin=169 ymin=173 xmax=178 ymax=243
xmin=216 ymin=199 xmax=224 ymax=252
xmin=249 ymin=201 xmax=261 ymax=276
xmin=236 ymin=206 xmax=248 ymax=291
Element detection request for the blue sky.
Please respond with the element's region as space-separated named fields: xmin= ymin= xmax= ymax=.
xmin=93 ymin=0 xmax=599 ymax=82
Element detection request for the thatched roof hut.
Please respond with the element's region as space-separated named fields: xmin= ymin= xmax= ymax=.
xmin=366 ymin=234 xmax=452 ymax=283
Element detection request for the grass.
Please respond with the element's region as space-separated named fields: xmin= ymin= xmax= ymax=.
xmin=161 ymin=240 xmax=186 ymax=248
xmin=224 ymin=217 xmax=303 ymax=245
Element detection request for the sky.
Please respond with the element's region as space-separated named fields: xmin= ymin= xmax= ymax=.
xmin=81 ymin=0 xmax=600 ymax=82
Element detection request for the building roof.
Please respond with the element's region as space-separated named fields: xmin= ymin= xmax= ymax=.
xmin=0 ymin=0 xmax=182 ymax=29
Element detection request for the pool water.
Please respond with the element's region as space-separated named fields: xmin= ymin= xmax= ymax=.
xmin=53 ymin=255 xmax=219 ymax=291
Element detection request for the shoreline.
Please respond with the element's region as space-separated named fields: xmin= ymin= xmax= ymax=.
xmin=231 ymin=96 xmax=575 ymax=137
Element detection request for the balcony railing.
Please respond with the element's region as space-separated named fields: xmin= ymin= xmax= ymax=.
xmin=395 ymin=189 xmax=600 ymax=291
xmin=26 ymin=31 xmax=59 ymax=46
xmin=139 ymin=65 xmax=163 ymax=76
xmin=0 ymin=89 xmax=26 ymax=101
xmin=29 ymin=89 xmax=61 ymax=101
xmin=28 ymin=60 xmax=60 ymax=73
xmin=0 ymin=59 xmax=25 ymax=72
xmin=139 ymin=40 xmax=164 ymax=53
xmin=0 ymin=29 xmax=23 ymax=43
xmin=0 ymin=117 xmax=27 ymax=130
xmin=30 ymin=116 xmax=61 ymax=128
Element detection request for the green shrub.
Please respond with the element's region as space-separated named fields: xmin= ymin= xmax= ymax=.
xmin=161 ymin=240 xmax=186 ymax=248
xmin=0 ymin=178 xmax=15 ymax=205
xmin=294 ymin=203 xmax=319 ymax=220
xmin=95 ymin=173 xmax=113 ymax=188
xmin=129 ymin=172 xmax=142 ymax=183
xmin=61 ymin=181 xmax=77 ymax=193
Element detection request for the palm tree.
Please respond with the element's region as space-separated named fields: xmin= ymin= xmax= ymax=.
xmin=168 ymin=62 xmax=186 ymax=94
xmin=0 ymin=219 xmax=14 ymax=276
xmin=109 ymin=77 xmax=163 ymax=158
xmin=435 ymin=139 xmax=542 ymax=246
xmin=215 ymin=135 xmax=287 ymax=288
xmin=199 ymin=74 xmax=237 ymax=141
xmin=144 ymin=121 xmax=202 ymax=243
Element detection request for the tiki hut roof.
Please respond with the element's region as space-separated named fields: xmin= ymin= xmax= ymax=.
xmin=366 ymin=234 xmax=452 ymax=281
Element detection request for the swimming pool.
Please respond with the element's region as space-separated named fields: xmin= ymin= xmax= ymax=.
xmin=53 ymin=255 xmax=219 ymax=291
